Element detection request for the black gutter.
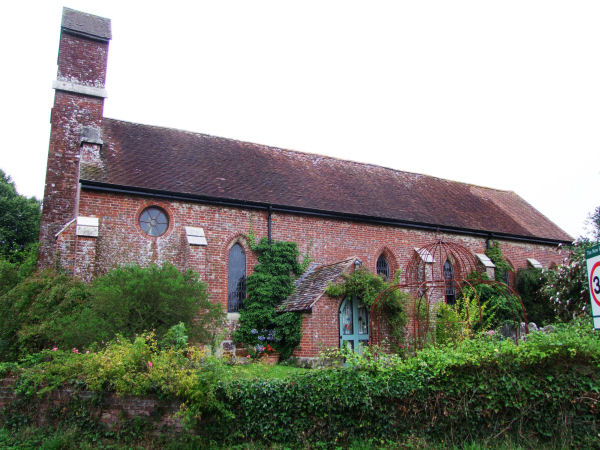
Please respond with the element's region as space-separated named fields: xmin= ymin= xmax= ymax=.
xmin=80 ymin=179 xmax=573 ymax=247
xmin=62 ymin=28 xmax=111 ymax=43
xmin=267 ymin=205 xmax=273 ymax=245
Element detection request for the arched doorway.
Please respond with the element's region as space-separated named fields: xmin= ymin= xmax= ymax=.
xmin=339 ymin=296 xmax=369 ymax=353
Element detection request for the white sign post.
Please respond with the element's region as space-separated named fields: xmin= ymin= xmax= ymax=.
xmin=586 ymin=244 xmax=600 ymax=330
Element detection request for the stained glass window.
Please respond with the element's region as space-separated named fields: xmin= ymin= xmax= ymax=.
xmin=139 ymin=207 xmax=168 ymax=237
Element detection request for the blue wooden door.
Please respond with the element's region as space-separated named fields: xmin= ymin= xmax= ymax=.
xmin=339 ymin=296 xmax=369 ymax=354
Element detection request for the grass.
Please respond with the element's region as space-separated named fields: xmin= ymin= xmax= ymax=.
xmin=227 ymin=362 xmax=308 ymax=380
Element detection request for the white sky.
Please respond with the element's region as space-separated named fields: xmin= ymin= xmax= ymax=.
xmin=1 ymin=1 xmax=599 ymax=240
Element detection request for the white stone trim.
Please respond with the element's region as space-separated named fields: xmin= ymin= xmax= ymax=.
xmin=55 ymin=218 xmax=76 ymax=238
xmin=527 ymin=258 xmax=543 ymax=269
xmin=52 ymin=80 xmax=108 ymax=98
xmin=185 ymin=226 xmax=207 ymax=246
xmin=226 ymin=312 xmax=240 ymax=321
xmin=476 ymin=253 xmax=496 ymax=268
xmin=76 ymin=216 xmax=99 ymax=237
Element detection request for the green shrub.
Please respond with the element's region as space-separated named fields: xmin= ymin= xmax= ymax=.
xmin=0 ymin=269 xmax=90 ymax=361
xmin=516 ymin=267 xmax=555 ymax=325
xmin=0 ymin=263 xmax=222 ymax=361
xmin=76 ymin=263 xmax=221 ymax=347
xmin=160 ymin=322 xmax=189 ymax=350
xmin=434 ymin=302 xmax=467 ymax=345
xmin=462 ymin=272 xmax=525 ymax=330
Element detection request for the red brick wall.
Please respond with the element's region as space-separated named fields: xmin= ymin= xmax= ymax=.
xmin=57 ymin=33 xmax=109 ymax=87
xmin=52 ymin=189 xmax=562 ymax=357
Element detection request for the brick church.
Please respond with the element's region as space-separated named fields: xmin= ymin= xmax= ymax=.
xmin=39 ymin=8 xmax=572 ymax=358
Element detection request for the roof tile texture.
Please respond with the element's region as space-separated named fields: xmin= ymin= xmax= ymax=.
xmin=279 ymin=259 xmax=356 ymax=312
xmin=80 ymin=118 xmax=572 ymax=242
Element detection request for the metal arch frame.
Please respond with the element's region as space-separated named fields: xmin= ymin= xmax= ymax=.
xmin=369 ymin=240 xmax=529 ymax=353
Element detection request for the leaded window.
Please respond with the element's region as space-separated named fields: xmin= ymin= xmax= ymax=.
xmin=139 ymin=206 xmax=168 ymax=237
xmin=444 ymin=259 xmax=456 ymax=305
xmin=228 ymin=243 xmax=246 ymax=312
xmin=376 ymin=254 xmax=390 ymax=280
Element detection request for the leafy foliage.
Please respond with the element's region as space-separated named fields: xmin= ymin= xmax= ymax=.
xmin=541 ymin=240 xmax=595 ymax=321
xmin=2 ymin=321 xmax=599 ymax=447
xmin=537 ymin=205 xmax=599 ymax=322
xmin=434 ymin=293 xmax=481 ymax=345
xmin=461 ymin=272 xmax=525 ymax=330
xmin=326 ymin=267 xmax=410 ymax=351
xmin=220 ymin=321 xmax=600 ymax=447
xmin=516 ymin=267 xmax=555 ymax=325
xmin=485 ymin=240 xmax=513 ymax=282
xmin=83 ymin=263 xmax=221 ymax=345
xmin=234 ymin=238 xmax=305 ymax=360
xmin=0 ymin=269 xmax=91 ymax=361
xmin=0 ymin=263 xmax=221 ymax=361
xmin=0 ymin=244 xmax=38 ymax=297
xmin=0 ymin=169 xmax=41 ymax=259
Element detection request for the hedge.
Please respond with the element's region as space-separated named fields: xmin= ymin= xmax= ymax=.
xmin=2 ymin=322 xmax=599 ymax=447
xmin=206 ymin=324 xmax=600 ymax=446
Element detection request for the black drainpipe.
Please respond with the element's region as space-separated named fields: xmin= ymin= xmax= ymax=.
xmin=268 ymin=204 xmax=273 ymax=245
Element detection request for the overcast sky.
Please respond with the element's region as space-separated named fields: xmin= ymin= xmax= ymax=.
xmin=1 ymin=1 xmax=598 ymax=240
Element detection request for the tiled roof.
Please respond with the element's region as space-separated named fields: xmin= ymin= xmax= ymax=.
xmin=278 ymin=258 xmax=357 ymax=312
xmin=80 ymin=118 xmax=573 ymax=243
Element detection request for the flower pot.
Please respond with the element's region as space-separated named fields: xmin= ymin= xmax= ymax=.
xmin=260 ymin=352 xmax=280 ymax=365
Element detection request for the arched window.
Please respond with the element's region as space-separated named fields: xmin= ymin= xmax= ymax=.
xmin=376 ymin=254 xmax=390 ymax=280
xmin=228 ymin=243 xmax=246 ymax=312
xmin=443 ymin=259 xmax=456 ymax=305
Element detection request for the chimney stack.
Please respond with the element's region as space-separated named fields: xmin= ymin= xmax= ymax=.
xmin=39 ymin=8 xmax=111 ymax=267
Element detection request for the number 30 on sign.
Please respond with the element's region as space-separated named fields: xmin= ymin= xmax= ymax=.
xmin=586 ymin=244 xmax=600 ymax=330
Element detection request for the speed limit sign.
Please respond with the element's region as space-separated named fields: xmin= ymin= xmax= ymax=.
xmin=586 ymin=244 xmax=600 ymax=329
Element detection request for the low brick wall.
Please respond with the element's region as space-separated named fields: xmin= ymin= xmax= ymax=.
xmin=0 ymin=377 xmax=182 ymax=431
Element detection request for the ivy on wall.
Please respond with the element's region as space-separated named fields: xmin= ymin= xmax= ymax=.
xmin=234 ymin=235 xmax=309 ymax=360
xmin=485 ymin=240 xmax=513 ymax=283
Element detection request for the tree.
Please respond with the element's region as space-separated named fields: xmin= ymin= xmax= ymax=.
xmin=0 ymin=169 xmax=41 ymax=259
xmin=540 ymin=206 xmax=600 ymax=322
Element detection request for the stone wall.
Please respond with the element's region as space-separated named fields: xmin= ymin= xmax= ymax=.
xmin=0 ymin=377 xmax=181 ymax=431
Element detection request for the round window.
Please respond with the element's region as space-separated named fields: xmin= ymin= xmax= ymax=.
xmin=139 ymin=207 xmax=169 ymax=237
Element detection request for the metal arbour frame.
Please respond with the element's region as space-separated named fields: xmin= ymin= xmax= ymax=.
xmin=369 ymin=240 xmax=529 ymax=351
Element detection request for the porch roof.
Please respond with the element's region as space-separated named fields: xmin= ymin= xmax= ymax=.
xmin=278 ymin=257 xmax=359 ymax=312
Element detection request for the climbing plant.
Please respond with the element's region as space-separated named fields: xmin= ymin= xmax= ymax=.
xmin=234 ymin=236 xmax=307 ymax=360
xmin=326 ymin=267 xmax=410 ymax=353
xmin=485 ymin=240 xmax=513 ymax=283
